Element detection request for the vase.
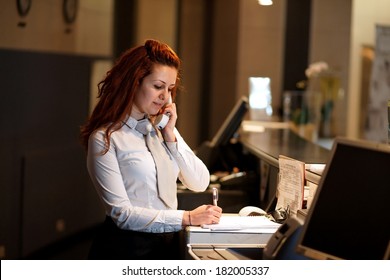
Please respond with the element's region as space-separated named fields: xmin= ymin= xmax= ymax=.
xmin=308 ymin=72 xmax=342 ymax=138
xmin=283 ymin=90 xmax=321 ymax=142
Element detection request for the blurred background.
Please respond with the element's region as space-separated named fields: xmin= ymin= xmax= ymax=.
xmin=0 ymin=0 xmax=389 ymax=259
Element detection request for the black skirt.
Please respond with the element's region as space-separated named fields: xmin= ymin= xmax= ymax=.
xmin=88 ymin=216 xmax=183 ymax=260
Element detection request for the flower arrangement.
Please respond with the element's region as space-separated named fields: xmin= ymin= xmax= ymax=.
xmin=287 ymin=61 xmax=342 ymax=140
xmin=305 ymin=61 xmax=329 ymax=79
xmin=305 ymin=61 xmax=341 ymax=138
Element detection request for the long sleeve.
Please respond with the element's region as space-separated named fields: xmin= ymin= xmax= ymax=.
xmin=87 ymin=129 xmax=184 ymax=233
xmin=166 ymin=128 xmax=210 ymax=191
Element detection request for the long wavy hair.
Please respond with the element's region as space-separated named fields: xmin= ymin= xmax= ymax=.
xmin=80 ymin=39 xmax=181 ymax=153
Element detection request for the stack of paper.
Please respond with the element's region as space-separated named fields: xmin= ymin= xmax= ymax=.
xmin=201 ymin=215 xmax=280 ymax=232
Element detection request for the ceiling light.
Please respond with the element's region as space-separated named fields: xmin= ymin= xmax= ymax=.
xmin=258 ymin=0 xmax=273 ymax=6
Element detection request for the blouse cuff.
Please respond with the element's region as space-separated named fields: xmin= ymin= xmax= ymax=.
xmin=166 ymin=209 xmax=185 ymax=227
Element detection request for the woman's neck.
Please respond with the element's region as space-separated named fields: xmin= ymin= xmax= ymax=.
xmin=131 ymin=106 xmax=147 ymax=120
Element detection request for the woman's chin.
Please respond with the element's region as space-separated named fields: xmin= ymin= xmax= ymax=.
xmin=150 ymin=109 xmax=162 ymax=116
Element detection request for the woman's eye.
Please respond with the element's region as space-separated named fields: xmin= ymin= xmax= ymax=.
xmin=154 ymin=85 xmax=163 ymax=90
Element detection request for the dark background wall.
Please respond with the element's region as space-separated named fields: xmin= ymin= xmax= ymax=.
xmin=0 ymin=50 xmax=105 ymax=258
xmin=0 ymin=0 xmax=332 ymax=259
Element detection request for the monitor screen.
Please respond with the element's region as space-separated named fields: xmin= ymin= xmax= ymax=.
xmin=194 ymin=96 xmax=249 ymax=171
xmin=210 ymin=96 xmax=249 ymax=147
xmin=296 ymin=137 xmax=390 ymax=260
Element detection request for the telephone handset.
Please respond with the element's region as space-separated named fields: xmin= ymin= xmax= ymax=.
xmin=154 ymin=96 xmax=172 ymax=130
xmin=154 ymin=114 xmax=169 ymax=130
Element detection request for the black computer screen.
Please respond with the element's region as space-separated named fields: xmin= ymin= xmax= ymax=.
xmin=296 ymin=138 xmax=390 ymax=260
xmin=194 ymin=96 xmax=249 ymax=171
xmin=210 ymin=96 xmax=249 ymax=147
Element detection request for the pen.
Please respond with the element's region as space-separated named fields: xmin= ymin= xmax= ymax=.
xmin=212 ymin=187 xmax=218 ymax=206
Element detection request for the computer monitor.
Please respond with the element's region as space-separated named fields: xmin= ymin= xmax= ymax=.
xmin=210 ymin=96 xmax=249 ymax=147
xmin=195 ymin=96 xmax=249 ymax=171
xmin=296 ymin=137 xmax=390 ymax=260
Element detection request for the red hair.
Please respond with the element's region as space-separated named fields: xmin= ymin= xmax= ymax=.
xmin=80 ymin=39 xmax=181 ymax=153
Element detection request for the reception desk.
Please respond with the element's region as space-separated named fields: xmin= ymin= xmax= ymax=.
xmin=239 ymin=121 xmax=330 ymax=167
xmin=186 ymin=121 xmax=331 ymax=260
xmin=239 ymin=121 xmax=331 ymax=210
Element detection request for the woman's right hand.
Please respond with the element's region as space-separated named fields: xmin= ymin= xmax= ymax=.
xmin=183 ymin=205 xmax=222 ymax=226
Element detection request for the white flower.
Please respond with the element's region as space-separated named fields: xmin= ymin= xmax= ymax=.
xmin=305 ymin=61 xmax=329 ymax=78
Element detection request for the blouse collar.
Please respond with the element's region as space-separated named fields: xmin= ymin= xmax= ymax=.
xmin=124 ymin=115 xmax=149 ymax=130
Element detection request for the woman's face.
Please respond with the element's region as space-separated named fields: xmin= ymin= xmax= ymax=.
xmin=132 ymin=64 xmax=177 ymax=119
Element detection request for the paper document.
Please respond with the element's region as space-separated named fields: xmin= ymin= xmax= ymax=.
xmin=201 ymin=215 xmax=280 ymax=232
xmin=305 ymin=180 xmax=318 ymax=209
xmin=305 ymin=163 xmax=326 ymax=175
xmin=276 ymin=155 xmax=305 ymax=215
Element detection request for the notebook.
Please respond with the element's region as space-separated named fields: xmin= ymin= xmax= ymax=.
xmin=296 ymin=137 xmax=390 ymax=260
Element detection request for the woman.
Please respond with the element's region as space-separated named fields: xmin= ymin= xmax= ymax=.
xmin=80 ymin=39 xmax=222 ymax=259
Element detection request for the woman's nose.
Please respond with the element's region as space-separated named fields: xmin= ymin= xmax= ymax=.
xmin=160 ymin=91 xmax=170 ymax=101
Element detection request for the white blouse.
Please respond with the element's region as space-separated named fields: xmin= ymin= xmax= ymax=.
xmin=87 ymin=117 xmax=210 ymax=233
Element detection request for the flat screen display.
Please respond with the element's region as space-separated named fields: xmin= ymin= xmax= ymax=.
xmin=210 ymin=96 xmax=249 ymax=147
xmin=296 ymin=137 xmax=390 ymax=260
xmin=194 ymin=96 xmax=249 ymax=171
